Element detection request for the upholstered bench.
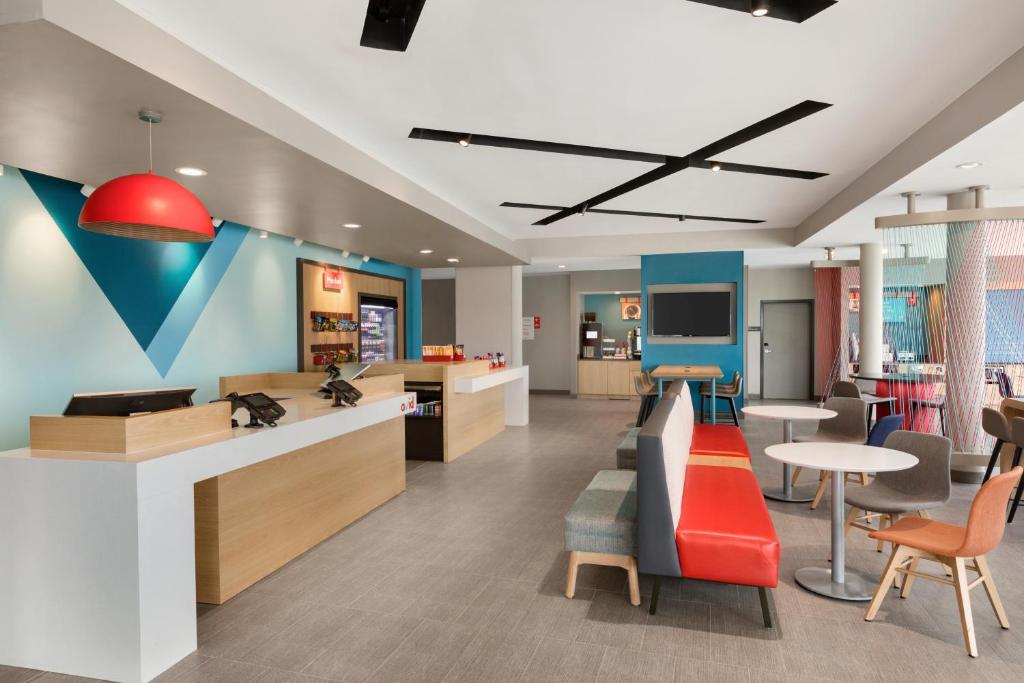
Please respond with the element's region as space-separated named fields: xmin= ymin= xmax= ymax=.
xmin=616 ymin=427 xmax=641 ymax=470
xmin=564 ymin=469 xmax=640 ymax=606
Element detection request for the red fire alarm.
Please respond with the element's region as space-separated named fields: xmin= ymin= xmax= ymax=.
xmin=533 ymin=316 xmax=541 ymax=329
xmin=323 ymin=269 xmax=343 ymax=290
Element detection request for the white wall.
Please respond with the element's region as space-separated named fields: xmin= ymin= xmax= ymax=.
xmin=455 ymin=266 xmax=523 ymax=365
xmin=522 ymin=274 xmax=571 ymax=391
xmin=745 ymin=266 xmax=815 ymax=396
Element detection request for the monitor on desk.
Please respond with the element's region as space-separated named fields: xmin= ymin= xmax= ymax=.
xmin=62 ymin=387 xmax=196 ymax=417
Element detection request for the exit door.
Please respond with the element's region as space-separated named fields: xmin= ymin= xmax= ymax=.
xmin=762 ymin=300 xmax=813 ymax=400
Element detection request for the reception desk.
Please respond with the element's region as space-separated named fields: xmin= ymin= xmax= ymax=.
xmin=0 ymin=373 xmax=414 ymax=683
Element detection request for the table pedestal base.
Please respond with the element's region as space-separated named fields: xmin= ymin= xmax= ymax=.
xmin=762 ymin=484 xmax=818 ymax=503
xmin=794 ymin=566 xmax=876 ymax=601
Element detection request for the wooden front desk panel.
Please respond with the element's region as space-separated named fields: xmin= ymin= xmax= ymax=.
xmin=363 ymin=360 xmax=504 ymax=463
xmin=196 ymin=372 xmax=407 ymax=604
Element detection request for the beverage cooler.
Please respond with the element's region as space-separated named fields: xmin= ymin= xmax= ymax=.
xmin=359 ymin=295 xmax=398 ymax=362
xmin=404 ymin=381 xmax=443 ymax=461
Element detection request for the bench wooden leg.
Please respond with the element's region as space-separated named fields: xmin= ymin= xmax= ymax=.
xmin=758 ymin=586 xmax=777 ymax=629
xmin=626 ymin=556 xmax=641 ymax=606
xmin=565 ymin=551 xmax=580 ymax=599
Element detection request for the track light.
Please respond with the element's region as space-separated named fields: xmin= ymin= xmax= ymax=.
xmin=362 ymin=255 xmax=371 ymax=263
xmin=258 ymin=230 xmax=268 ymax=239
xmin=293 ymin=237 xmax=304 ymax=246
xmin=751 ymin=0 xmax=769 ymax=17
xmin=710 ymin=163 xmax=722 ymax=173
xmin=678 ymin=215 xmax=686 ymax=222
xmin=342 ymin=250 xmax=350 ymax=258
xmin=458 ymin=134 xmax=471 ymax=147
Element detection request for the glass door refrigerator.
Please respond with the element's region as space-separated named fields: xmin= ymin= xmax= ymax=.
xmin=359 ymin=294 xmax=399 ymax=362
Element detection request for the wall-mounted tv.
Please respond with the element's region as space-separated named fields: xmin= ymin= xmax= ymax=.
xmin=647 ymin=283 xmax=736 ymax=344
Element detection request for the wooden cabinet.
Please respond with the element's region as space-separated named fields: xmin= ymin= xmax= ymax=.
xmin=577 ymin=360 xmax=608 ymax=396
xmin=578 ymin=360 xmax=641 ymax=398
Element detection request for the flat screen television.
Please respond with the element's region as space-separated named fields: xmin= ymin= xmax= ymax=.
xmin=649 ymin=291 xmax=732 ymax=338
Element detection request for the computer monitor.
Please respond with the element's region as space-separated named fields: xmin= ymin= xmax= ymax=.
xmin=62 ymin=387 xmax=196 ymax=417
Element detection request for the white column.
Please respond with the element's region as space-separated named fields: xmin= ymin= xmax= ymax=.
xmin=455 ymin=266 xmax=523 ymax=365
xmin=859 ymin=243 xmax=884 ymax=374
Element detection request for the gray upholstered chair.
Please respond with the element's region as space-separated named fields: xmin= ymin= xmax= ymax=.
xmin=834 ymin=380 xmax=896 ymax=429
xmin=845 ymin=430 xmax=952 ymax=553
xmin=791 ymin=397 xmax=869 ymax=507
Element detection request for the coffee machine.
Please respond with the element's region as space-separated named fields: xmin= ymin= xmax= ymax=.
xmin=628 ymin=325 xmax=642 ymax=360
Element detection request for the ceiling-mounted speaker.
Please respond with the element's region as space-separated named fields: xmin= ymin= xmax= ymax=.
xmin=360 ymin=0 xmax=427 ymax=51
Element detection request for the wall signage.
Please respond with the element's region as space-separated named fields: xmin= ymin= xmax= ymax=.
xmin=522 ymin=316 xmax=535 ymax=341
xmin=323 ymin=269 xmax=343 ymax=290
xmin=533 ymin=316 xmax=541 ymax=329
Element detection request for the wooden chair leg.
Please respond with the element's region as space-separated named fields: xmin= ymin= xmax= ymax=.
xmin=951 ymin=557 xmax=978 ymax=657
xmin=899 ymin=557 xmax=920 ymax=599
xmin=565 ymin=551 xmax=580 ymax=599
xmin=866 ymin=545 xmax=910 ymax=621
xmin=810 ymin=472 xmax=829 ymax=510
xmin=875 ymin=513 xmax=888 ymax=552
xmin=975 ymin=555 xmax=1009 ymax=629
xmin=626 ymin=556 xmax=640 ymax=607
xmin=859 ymin=472 xmax=869 ymax=486
xmin=791 ymin=466 xmax=803 ymax=487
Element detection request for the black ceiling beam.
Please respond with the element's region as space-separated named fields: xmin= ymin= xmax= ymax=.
xmin=409 ymin=128 xmax=668 ymax=164
xmin=694 ymin=159 xmax=827 ymax=180
xmin=501 ymin=202 xmax=764 ymax=224
xmin=360 ymin=0 xmax=427 ymax=52
xmin=533 ymin=99 xmax=830 ymax=225
xmin=684 ymin=0 xmax=837 ymax=23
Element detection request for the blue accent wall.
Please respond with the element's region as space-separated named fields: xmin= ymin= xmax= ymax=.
xmin=0 ymin=166 xmax=422 ymax=449
xmin=641 ymin=252 xmax=744 ymax=410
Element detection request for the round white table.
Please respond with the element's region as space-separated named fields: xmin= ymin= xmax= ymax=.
xmin=742 ymin=405 xmax=837 ymax=503
xmin=765 ymin=442 xmax=918 ymax=601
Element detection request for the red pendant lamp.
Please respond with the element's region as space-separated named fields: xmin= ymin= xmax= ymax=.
xmin=78 ymin=110 xmax=214 ymax=242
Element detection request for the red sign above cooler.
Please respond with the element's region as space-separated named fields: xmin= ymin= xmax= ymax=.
xmin=323 ymin=269 xmax=343 ymax=290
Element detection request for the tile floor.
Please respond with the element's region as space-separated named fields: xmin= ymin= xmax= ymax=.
xmin=4 ymin=395 xmax=1023 ymax=682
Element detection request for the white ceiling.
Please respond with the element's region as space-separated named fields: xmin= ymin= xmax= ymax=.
xmin=112 ymin=0 xmax=1024 ymax=252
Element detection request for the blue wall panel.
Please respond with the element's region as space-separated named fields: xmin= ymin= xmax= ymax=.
xmin=641 ymin=252 xmax=745 ymax=410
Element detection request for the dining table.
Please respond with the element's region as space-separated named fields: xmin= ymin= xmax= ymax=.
xmin=765 ymin=442 xmax=918 ymax=600
xmin=650 ymin=365 xmax=724 ymax=423
xmin=742 ymin=404 xmax=837 ymax=503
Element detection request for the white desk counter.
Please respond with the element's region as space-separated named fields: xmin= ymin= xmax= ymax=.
xmin=0 ymin=384 xmax=415 ymax=683
xmin=452 ymin=365 xmax=529 ymax=426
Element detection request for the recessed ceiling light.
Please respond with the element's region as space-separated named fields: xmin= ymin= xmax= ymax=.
xmin=342 ymin=250 xmax=350 ymax=258
xmin=362 ymin=255 xmax=371 ymax=263
xmin=293 ymin=237 xmax=304 ymax=246
xmin=710 ymin=163 xmax=722 ymax=173
xmin=751 ymin=0 xmax=769 ymax=17
xmin=343 ymin=223 xmax=362 ymax=229
xmin=447 ymin=257 xmax=460 ymax=263
xmin=614 ymin=291 xmax=621 ymax=295
xmin=419 ymin=249 xmax=433 ymax=254
xmin=175 ymin=166 xmax=207 ymax=177
xmin=258 ymin=230 xmax=268 ymax=239
xmin=956 ymin=161 xmax=982 ymax=170
xmin=557 ymin=264 xmax=567 ymax=269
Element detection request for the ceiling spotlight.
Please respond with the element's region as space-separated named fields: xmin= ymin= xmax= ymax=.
xmin=458 ymin=134 xmax=471 ymax=147
xmin=557 ymin=264 xmax=566 ymax=269
xmin=710 ymin=163 xmax=722 ymax=173
xmin=678 ymin=215 xmax=687 ymax=222
xmin=751 ymin=0 xmax=769 ymax=17
xmin=362 ymin=255 xmax=371 ymax=263
xmin=614 ymin=291 xmax=621 ymax=295
xmin=80 ymin=184 xmax=96 ymax=197
xmin=447 ymin=257 xmax=460 ymax=263
xmin=343 ymin=223 xmax=362 ymax=229
xmin=211 ymin=218 xmax=224 ymax=228
xmin=258 ymin=230 xmax=268 ymax=239
xmin=175 ymin=166 xmax=207 ymax=177
xmin=293 ymin=237 xmax=304 ymax=246
xmin=342 ymin=250 xmax=350 ymax=258
xmin=419 ymin=249 xmax=433 ymax=254
xmin=956 ymin=161 xmax=982 ymax=170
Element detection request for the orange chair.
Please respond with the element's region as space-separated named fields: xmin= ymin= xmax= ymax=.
xmin=864 ymin=467 xmax=1023 ymax=657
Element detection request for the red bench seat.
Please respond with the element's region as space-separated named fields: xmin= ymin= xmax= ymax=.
xmin=690 ymin=424 xmax=750 ymax=458
xmin=676 ymin=464 xmax=780 ymax=588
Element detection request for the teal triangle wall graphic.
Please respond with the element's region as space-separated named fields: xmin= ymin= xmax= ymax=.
xmin=22 ymin=169 xmax=247 ymax=376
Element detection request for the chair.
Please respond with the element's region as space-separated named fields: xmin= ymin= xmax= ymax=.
xmin=845 ymin=429 xmax=951 ymax=554
xmin=834 ymin=380 xmax=897 ymax=430
xmin=981 ymin=408 xmax=1013 ymax=484
xmin=907 ymin=393 xmax=947 ymax=436
xmin=806 ymin=413 xmax=904 ymax=511
xmin=865 ymin=467 xmax=1024 ymax=657
xmin=699 ymin=371 xmax=742 ymax=426
xmin=791 ymin=397 xmax=869 ymax=509
xmin=1004 ymin=417 xmax=1024 ymax=523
